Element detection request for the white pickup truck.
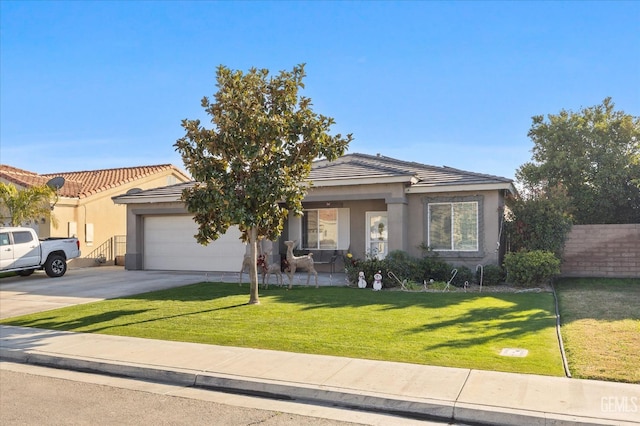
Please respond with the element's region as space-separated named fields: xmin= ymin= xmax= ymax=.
xmin=0 ymin=227 xmax=81 ymax=278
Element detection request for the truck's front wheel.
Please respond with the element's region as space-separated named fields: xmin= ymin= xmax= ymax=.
xmin=17 ymin=269 xmax=35 ymax=277
xmin=45 ymin=254 xmax=67 ymax=277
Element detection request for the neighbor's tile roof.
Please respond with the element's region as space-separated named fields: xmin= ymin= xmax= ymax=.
xmin=310 ymin=153 xmax=512 ymax=187
xmin=0 ymin=165 xmax=50 ymax=188
xmin=0 ymin=164 xmax=190 ymax=199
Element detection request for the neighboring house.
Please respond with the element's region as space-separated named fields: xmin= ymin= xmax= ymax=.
xmin=112 ymin=153 xmax=515 ymax=274
xmin=0 ymin=164 xmax=191 ymax=267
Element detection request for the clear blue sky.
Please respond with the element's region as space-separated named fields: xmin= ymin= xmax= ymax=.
xmin=1 ymin=1 xmax=638 ymax=180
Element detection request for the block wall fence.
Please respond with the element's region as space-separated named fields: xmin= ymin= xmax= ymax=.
xmin=561 ymin=224 xmax=640 ymax=278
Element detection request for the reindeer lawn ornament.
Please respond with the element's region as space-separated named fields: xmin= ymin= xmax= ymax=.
xmin=284 ymin=240 xmax=318 ymax=289
xmin=261 ymin=250 xmax=283 ymax=289
xmin=238 ymin=251 xmax=253 ymax=286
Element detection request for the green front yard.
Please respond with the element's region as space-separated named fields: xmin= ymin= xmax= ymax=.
xmin=4 ymin=278 xmax=635 ymax=381
xmin=0 ymin=283 xmax=564 ymax=377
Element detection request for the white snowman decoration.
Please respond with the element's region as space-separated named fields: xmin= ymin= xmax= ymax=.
xmin=357 ymin=271 xmax=367 ymax=288
xmin=373 ymin=271 xmax=383 ymax=291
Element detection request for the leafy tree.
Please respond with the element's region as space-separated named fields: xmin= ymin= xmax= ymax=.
xmin=174 ymin=64 xmax=352 ymax=304
xmin=504 ymin=186 xmax=573 ymax=256
xmin=0 ymin=182 xmax=56 ymax=227
xmin=517 ymin=98 xmax=640 ymax=224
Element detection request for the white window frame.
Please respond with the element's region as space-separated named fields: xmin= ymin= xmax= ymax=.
xmin=366 ymin=211 xmax=388 ymax=259
xmin=302 ymin=208 xmax=338 ymax=250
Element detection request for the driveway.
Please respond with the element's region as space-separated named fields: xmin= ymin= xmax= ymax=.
xmin=0 ymin=266 xmax=222 ymax=320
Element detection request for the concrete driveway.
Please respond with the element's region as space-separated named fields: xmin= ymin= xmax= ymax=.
xmin=0 ymin=266 xmax=227 ymax=320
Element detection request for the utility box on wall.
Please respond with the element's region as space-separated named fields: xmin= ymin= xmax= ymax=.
xmin=68 ymin=221 xmax=77 ymax=238
xmin=85 ymin=223 xmax=94 ymax=245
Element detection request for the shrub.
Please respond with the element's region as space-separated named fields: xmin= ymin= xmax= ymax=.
xmin=480 ymin=264 xmax=506 ymax=286
xmin=504 ymin=188 xmax=573 ymax=256
xmin=344 ymin=255 xmax=387 ymax=288
xmin=503 ymin=250 xmax=560 ymax=287
xmin=451 ymin=265 xmax=474 ymax=287
xmin=418 ymin=255 xmax=450 ymax=282
xmin=385 ymin=250 xmax=421 ymax=284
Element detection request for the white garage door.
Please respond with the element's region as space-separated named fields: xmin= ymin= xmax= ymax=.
xmin=143 ymin=215 xmax=246 ymax=272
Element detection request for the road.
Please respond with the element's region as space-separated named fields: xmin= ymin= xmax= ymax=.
xmin=0 ymin=362 xmax=443 ymax=426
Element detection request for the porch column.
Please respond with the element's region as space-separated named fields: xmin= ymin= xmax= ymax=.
xmin=386 ymin=197 xmax=408 ymax=253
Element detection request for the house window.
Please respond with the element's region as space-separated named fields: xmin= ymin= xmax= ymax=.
xmin=428 ymin=202 xmax=478 ymax=251
xmin=302 ymin=209 xmax=338 ymax=250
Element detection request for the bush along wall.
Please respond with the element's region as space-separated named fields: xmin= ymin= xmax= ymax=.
xmin=503 ymin=250 xmax=561 ymax=287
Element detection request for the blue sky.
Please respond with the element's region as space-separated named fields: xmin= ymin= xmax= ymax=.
xmin=1 ymin=1 xmax=638 ymax=180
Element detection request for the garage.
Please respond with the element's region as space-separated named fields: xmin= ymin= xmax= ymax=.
xmin=143 ymin=215 xmax=246 ymax=272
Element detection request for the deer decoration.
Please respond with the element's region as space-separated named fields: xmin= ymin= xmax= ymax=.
xmin=284 ymin=240 xmax=318 ymax=289
xmin=261 ymin=250 xmax=283 ymax=289
xmin=238 ymin=250 xmax=254 ymax=286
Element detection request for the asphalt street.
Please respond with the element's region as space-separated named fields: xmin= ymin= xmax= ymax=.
xmin=3 ymin=362 xmax=440 ymax=426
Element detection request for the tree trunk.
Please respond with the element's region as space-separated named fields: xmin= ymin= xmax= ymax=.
xmin=248 ymin=227 xmax=260 ymax=305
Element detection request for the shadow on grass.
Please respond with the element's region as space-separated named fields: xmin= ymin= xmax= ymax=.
xmin=1 ymin=282 xmax=556 ymax=352
xmin=408 ymin=306 xmax=554 ymax=350
xmin=4 ymin=302 xmax=249 ymax=333
xmin=3 ymin=310 xmax=150 ymax=331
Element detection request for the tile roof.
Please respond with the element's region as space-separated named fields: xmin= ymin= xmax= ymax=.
xmin=0 ymin=164 xmax=190 ymax=199
xmin=310 ymin=153 xmax=512 ymax=186
xmin=0 ymin=165 xmax=50 ymax=188
xmin=112 ymin=153 xmax=513 ymax=203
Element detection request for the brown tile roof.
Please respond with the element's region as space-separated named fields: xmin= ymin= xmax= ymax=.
xmin=0 ymin=164 xmax=190 ymax=199
xmin=0 ymin=165 xmax=50 ymax=188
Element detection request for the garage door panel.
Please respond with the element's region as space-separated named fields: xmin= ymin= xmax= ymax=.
xmin=143 ymin=216 xmax=246 ymax=272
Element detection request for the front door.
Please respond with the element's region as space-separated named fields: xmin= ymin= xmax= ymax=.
xmin=366 ymin=211 xmax=388 ymax=260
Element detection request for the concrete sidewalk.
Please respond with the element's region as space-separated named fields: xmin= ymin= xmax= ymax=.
xmin=1 ymin=325 xmax=638 ymax=425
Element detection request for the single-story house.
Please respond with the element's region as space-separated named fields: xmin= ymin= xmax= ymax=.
xmin=1 ymin=164 xmax=191 ymax=267
xmin=112 ymin=153 xmax=515 ymax=273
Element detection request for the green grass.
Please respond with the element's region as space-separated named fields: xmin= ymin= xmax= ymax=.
xmin=555 ymin=277 xmax=640 ymax=383
xmin=0 ymin=283 xmax=564 ymax=376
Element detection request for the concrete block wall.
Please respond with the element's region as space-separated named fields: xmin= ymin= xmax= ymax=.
xmin=561 ymin=224 xmax=640 ymax=278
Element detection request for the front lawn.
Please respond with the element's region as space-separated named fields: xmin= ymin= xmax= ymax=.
xmin=0 ymin=283 xmax=564 ymax=376
xmin=555 ymin=277 xmax=640 ymax=383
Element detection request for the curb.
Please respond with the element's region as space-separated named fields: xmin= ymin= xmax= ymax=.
xmin=2 ymin=347 xmax=631 ymax=426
